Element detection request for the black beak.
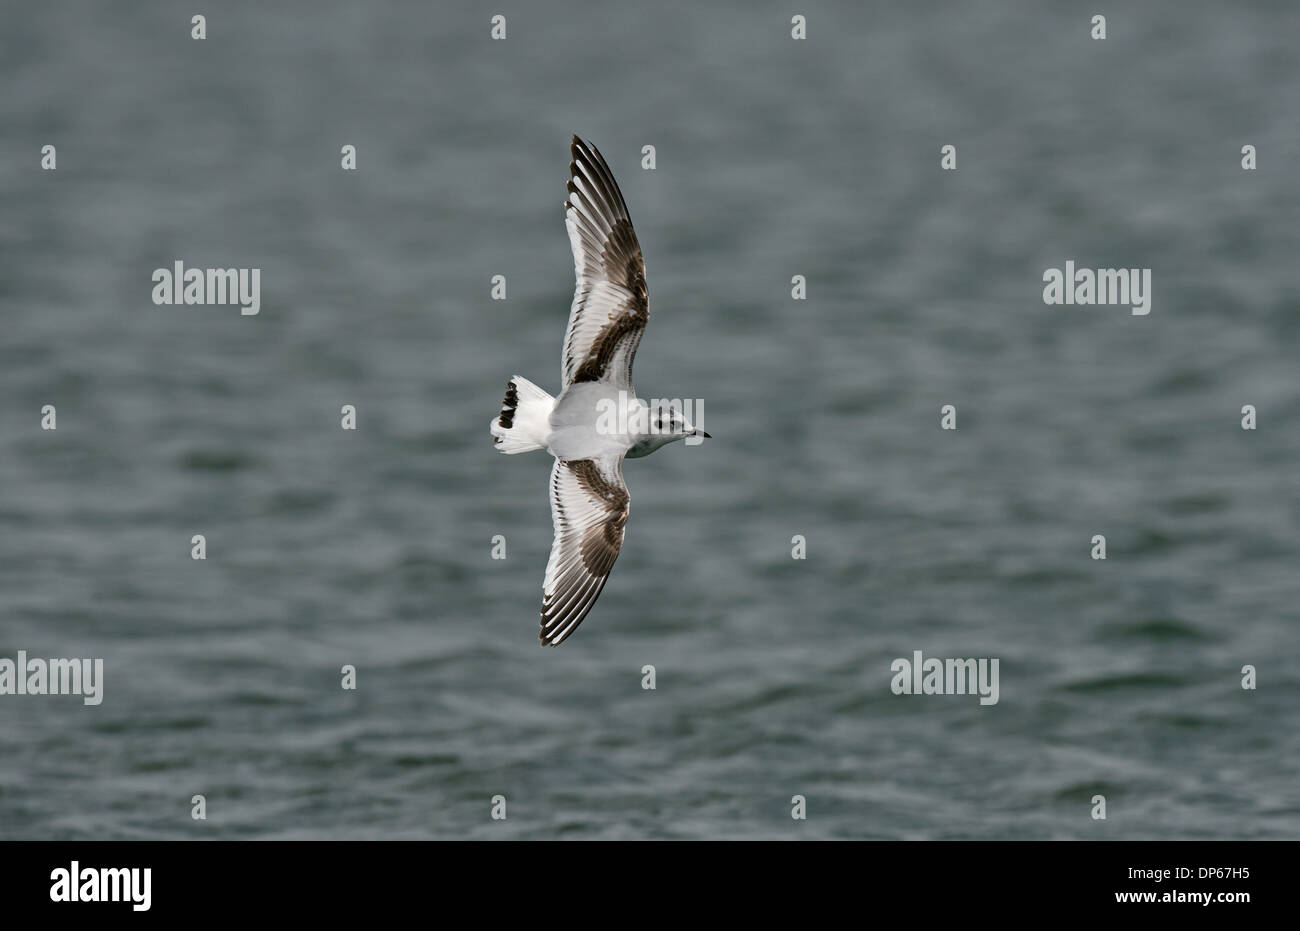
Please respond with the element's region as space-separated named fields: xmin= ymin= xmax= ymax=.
xmin=696 ymin=431 xmax=712 ymax=438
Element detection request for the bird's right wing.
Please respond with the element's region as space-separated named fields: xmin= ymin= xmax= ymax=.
xmin=560 ymin=136 xmax=648 ymax=393
xmin=539 ymin=454 xmax=630 ymax=646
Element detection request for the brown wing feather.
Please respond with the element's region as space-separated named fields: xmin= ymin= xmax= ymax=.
xmin=561 ymin=136 xmax=648 ymax=390
xmin=539 ymin=456 xmax=630 ymax=645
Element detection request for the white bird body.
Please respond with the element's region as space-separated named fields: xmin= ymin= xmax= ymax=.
xmin=489 ymin=136 xmax=707 ymax=645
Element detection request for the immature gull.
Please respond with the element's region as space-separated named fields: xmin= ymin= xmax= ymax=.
xmin=490 ymin=135 xmax=709 ymax=646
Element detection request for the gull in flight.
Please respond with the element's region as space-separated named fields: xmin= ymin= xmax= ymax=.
xmin=490 ymin=135 xmax=709 ymax=646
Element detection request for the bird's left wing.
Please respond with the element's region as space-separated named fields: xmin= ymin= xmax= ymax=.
xmin=560 ymin=135 xmax=648 ymax=393
xmin=539 ymin=454 xmax=630 ymax=645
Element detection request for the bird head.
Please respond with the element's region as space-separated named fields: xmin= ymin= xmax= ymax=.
xmin=651 ymin=402 xmax=710 ymax=442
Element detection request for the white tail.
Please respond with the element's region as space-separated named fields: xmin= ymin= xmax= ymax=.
xmin=490 ymin=376 xmax=554 ymax=454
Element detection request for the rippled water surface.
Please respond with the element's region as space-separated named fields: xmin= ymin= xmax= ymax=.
xmin=1 ymin=1 xmax=1297 ymax=838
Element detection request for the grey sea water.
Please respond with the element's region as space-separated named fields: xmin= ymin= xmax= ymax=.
xmin=1 ymin=1 xmax=1297 ymax=839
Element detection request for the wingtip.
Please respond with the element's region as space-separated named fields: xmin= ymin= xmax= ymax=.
xmin=571 ymin=135 xmax=601 ymax=163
